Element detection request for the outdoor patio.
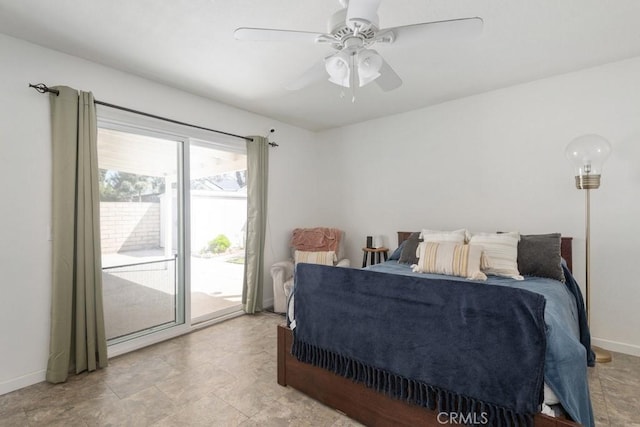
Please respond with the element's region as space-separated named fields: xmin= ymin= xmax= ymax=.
xmin=102 ymin=249 xmax=244 ymax=340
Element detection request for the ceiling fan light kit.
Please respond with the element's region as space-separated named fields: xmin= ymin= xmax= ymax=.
xmin=325 ymin=52 xmax=350 ymax=87
xmin=357 ymin=49 xmax=383 ymax=86
xmin=324 ymin=48 xmax=382 ymax=89
xmin=234 ymin=0 xmax=482 ymax=100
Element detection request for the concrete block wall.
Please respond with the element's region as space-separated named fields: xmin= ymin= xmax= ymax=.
xmin=100 ymin=202 xmax=161 ymax=253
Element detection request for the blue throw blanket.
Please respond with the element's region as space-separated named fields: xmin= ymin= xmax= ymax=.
xmin=359 ymin=261 xmax=594 ymax=426
xmin=292 ymin=264 xmax=547 ymax=426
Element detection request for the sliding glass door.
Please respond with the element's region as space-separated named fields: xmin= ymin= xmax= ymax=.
xmin=97 ymin=126 xmax=184 ymax=343
xmin=96 ymin=120 xmax=247 ymax=348
xmin=189 ymin=143 xmax=247 ymax=323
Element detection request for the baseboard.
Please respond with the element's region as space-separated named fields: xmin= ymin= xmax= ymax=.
xmin=592 ymin=337 xmax=640 ymax=357
xmin=0 ymin=369 xmax=46 ymax=396
xmin=262 ymin=297 xmax=274 ymax=310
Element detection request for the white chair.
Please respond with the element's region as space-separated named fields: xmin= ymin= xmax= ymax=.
xmin=271 ymin=228 xmax=350 ymax=313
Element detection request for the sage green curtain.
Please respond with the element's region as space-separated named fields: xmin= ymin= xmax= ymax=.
xmin=46 ymin=86 xmax=108 ymax=383
xmin=242 ymin=136 xmax=269 ymax=314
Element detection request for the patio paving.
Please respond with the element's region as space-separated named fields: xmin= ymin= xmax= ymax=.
xmin=102 ymin=249 xmax=244 ymax=340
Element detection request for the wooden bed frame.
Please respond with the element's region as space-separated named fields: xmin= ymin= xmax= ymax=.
xmin=276 ymin=232 xmax=579 ymax=427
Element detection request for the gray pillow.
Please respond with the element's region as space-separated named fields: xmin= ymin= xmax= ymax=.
xmin=517 ymin=233 xmax=565 ymax=282
xmin=389 ymin=241 xmax=405 ymax=261
xmin=398 ymin=232 xmax=421 ymax=265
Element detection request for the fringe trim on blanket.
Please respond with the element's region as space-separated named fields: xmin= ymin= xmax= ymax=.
xmin=292 ymin=339 xmax=534 ymax=427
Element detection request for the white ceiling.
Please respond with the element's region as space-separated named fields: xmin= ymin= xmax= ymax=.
xmin=2 ymin=0 xmax=640 ymax=131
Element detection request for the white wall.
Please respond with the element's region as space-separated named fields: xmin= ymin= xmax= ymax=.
xmin=0 ymin=33 xmax=324 ymax=394
xmin=317 ymin=56 xmax=640 ymax=356
xmin=189 ymin=194 xmax=247 ymax=252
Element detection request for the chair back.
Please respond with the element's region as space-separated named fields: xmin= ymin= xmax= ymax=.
xmin=290 ymin=228 xmax=345 ymax=260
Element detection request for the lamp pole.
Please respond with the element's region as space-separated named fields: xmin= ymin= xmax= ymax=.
xmin=583 ymin=186 xmax=612 ymax=363
xmin=585 ymin=188 xmax=591 ymax=327
xmin=567 ymin=134 xmax=612 ymax=364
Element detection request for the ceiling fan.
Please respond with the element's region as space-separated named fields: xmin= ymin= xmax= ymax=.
xmin=234 ymin=0 xmax=483 ymax=99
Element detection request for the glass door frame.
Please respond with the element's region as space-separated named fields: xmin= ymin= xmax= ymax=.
xmin=98 ymin=118 xmax=191 ymax=357
xmin=97 ymin=113 xmax=247 ymax=358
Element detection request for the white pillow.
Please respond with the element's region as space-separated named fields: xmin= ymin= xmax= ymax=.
xmin=420 ymin=229 xmax=468 ymax=243
xmin=468 ymin=232 xmax=523 ymax=280
xmin=294 ymin=250 xmax=336 ymax=266
xmin=412 ymin=242 xmax=486 ymax=280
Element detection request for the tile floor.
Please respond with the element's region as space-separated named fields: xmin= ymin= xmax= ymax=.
xmin=0 ymin=312 xmax=638 ymax=426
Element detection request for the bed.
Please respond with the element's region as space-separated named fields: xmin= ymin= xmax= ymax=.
xmin=277 ymin=231 xmax=593 ymax=427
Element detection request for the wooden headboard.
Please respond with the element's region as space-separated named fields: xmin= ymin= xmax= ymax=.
xmin=397 ymin=231 xmax=573 ymax=273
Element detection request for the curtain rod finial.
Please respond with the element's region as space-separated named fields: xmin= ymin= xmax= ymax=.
xmin=29 ymin=83 xmax=59 ymax=96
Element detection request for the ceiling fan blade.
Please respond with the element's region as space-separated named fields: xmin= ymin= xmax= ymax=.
xmin=234 ymin=27 xmax=327 ymax=42
xmin=375 ymin=59 xmax=402 ymax=92
xmin=384 ymin=17 xmax=483 ymax=43
xmin=285 ymin=60 xmax=328 ymax=91
xmin=346 ymin=0 xmax=382 ymax=29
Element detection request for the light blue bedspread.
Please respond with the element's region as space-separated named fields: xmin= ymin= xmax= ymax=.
xmin=366 ymin=261 xmax=594 ymax=427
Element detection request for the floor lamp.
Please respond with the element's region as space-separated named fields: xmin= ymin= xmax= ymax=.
xmin=565 ymin=134 xmax=612 ymax=363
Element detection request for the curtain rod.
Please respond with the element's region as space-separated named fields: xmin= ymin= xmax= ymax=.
xmin=28 ymin=83 xmax=279 ymax=147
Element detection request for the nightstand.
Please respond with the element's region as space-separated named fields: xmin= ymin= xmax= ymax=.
xmin=362 ymin=247 xmax=389 ymax=268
